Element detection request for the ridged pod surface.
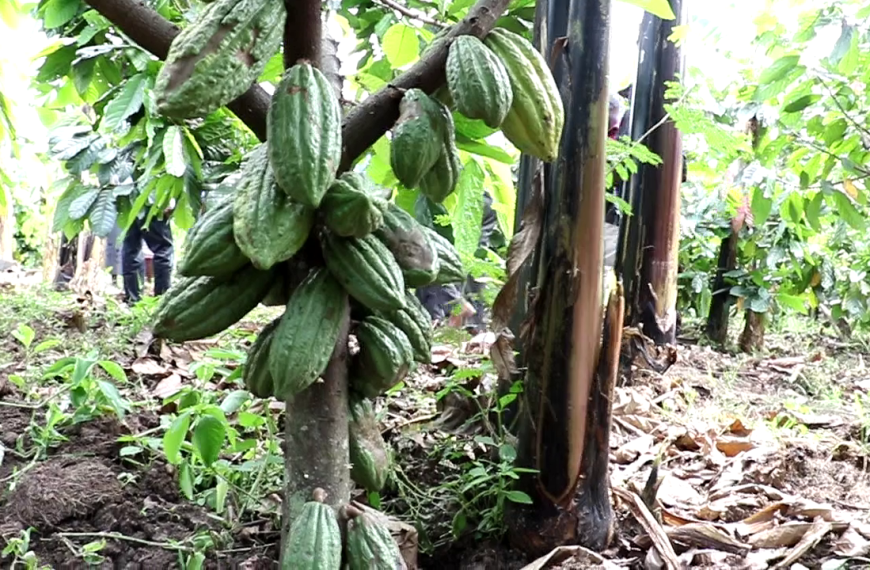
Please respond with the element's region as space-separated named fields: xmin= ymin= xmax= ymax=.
xmin=242 ymin=317 xmax=280 ymax=399
xmin=268 ymin=268 xmax=347 ymax=400
xmin=374 ymin=204 xmax=439 ymax=287
xmin=282 ymin=488 xmax=342 ymax=570
xmin=178 ymin=198 xmax=249 ymax=278
xmin=154 ymin=0 xmax=285 ymax=119
xmin=346 ymin=507 xmax=405 ymax=570
xmin=423 ymin=227 xmax=466 ymax=284
xmin=379 ymin=291 xmax=433 ymax=364
xmin=267 ymin=62 xmax=342 ymax=208
xmin=484 ymin=28 xmax=565 ymax=162
xmin=152 ymin=265 xmax=274 ymax=342
xmin=348 ymin=396 xmax=391 ymax=493
xmin=232 ymin=144 xmax=315 ymax=270
xmin=390 ymin=89 xmax=444 ymax=189
xmin=351 ymin=316 xmax=414 ymax=399
xmin=446 ymin=35 xmax=513 ymax=129
xmin=418 ymin=98 xmax=462 ymax=203
xmin=321 ymin=232 xmax=406 ymax=313
xmin=320 ymin=172 xmax=388 ymax=238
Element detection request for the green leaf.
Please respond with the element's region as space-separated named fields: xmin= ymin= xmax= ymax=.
xmin=42 ymin=0 xmax=80 ymax=29
xmin=97 ymin=360 xmax=126 ymax=383
xmin=828 ymin=24 xmax=854 ymax=65
xmin=829 ymin=191 xmax=865 ymax=231
xmin=71 ymin=58 xmax=96 ymax=98
xmin=749 ymin=187 xmax=772 ymax=225
xmin=782 ymin=94 xmax=820 ymax=113
xmin=805 ymin=191 xmax=823 ymax=232
xmin=758 ymin=55 xmax=800 ymax=85
xmin=101 ymin=73 xmax=146 ymax=132
xmin=776 ymin=292 xmax=808 ymax=315
xmin=192 ymin=415 xmax=225 ymax=467
xmin=69 ymin=188 xmax=99 ymax=220
xmin=220 ymin=390 xmax=250 ymax=414
xmin=163 ymin=125 xmax=187 ymax=177
xmin=381 ymin=24 xmax=419 ymax=68
xmin=0 ymin=0 xmax=20 ymax=27
xmin=451 ymin=159 xmax=485 ymax=260
xmin=504 ymin=490 xmax=534 ymax=504
xmin=88 ymin=188 xmax=118 ymax=237
xmin=97 ymin=380 xmax=130 ymax=419
xmin=178 ymin=460 xmax=194 ymax=500
xmin=455 ymin=136 xmax=515 ymax=163
xmin=615 ymin=0 xmax=674 ymax=19
xmin=163 ymin=412 xmax=191 ymax=465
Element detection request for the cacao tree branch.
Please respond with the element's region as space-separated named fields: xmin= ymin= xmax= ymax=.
xmin=83 ymin=0 xmax=270 ymax=140
xmin=283 ymin=0 xmax=322 ymax=69
xmin=338 ymin=0 xmax=511 ymax=171
xmin=84 ymin=0 xmax=511 ymax=170
xmin=374 ymin=0 xmax=445 ymax=28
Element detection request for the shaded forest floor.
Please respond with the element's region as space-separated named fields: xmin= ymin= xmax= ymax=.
xmin=1 ymin=278 xmax=869 ymax=569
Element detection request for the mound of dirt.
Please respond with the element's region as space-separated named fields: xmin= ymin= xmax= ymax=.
xmin=4 ymin=458 xmax=123 ymax=528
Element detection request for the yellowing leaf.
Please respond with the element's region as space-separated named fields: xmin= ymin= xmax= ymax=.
xmin=381 ymin=24 xmax=419 ymax=69
xmin=844 ymin=179 xmax=858 ymax=200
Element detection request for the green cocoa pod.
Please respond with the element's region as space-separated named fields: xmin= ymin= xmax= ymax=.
xmin=418 ymin=98 xmax=462 ymax=203
xmin=348 ymin=396 xmax=391 ymax=493
xmin=373 ymin=204 xmax=440 ymax=288
xmin=424 ymin=227 xmax=466 ymax=284
xmin=351 ymin=316 xmax=414 ymax=399
xmin=154 ymin=0 xmax=285 ymax=119
xmin=178 ymin=198 xmax=250 ymax=278
xmin=379 ymin=291 xmax=432 ymax=364
xmin=283 ymin=488 xmax=342 ymax=570
xmin=446 ymin=35 xmax=513 ymax=129
xmin=484 ymin=28 xmax=565 ymax=162
xmin=321 ymin=232 xmax=406 ymax=313
xmin=268 ymin=62 xmax=342 ymax=208
xmin=345 ymin=506 xmax=406 ymax=570
xmin=268 ymin=268 xmax=348 ymax=400
xmin=243 ymin=317 xmax=280 ymax=399
xmin=390 ymin=88 xmax=444 ymax=189
xmin=320 ymin=172 xmax=388 ymax=238
xmin=152 ymin=264 xmax=275 ymax=343
xmin=233 ymin=144 xmax=315 ymax=270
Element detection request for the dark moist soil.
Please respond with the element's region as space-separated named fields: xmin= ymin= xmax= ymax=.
xmin=0 ymin=400 xmax=278 ymax=569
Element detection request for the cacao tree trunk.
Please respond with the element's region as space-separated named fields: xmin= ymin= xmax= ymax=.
xmin=279 ymin=4 xmax=352 ymax=565
xmin=738 ymin=309 xmax=765 ymax=353
xmin=506 ymin=0 xmax=622 ymax=557
xmin=705 ymin=230 xmax=737 ymax=343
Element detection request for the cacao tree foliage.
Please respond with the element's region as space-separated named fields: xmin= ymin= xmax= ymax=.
xmin=677 ymin=0 xmax=870 ymax=331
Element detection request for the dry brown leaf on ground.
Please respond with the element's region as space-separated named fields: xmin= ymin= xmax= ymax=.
xmin=151 ymin=373 xmax=183 ymax=400
xmin=614 ymin=434 xmax=657 ymax=464
xmin=771 ymin=516 xmax=833 ymax=569
xmin=635 ymin=521 xmax=751 ymax=555
xmin=131 ymin=356 xmax=168 ymax=376
xmin=748 ymin=520 xmax=848 ymax=549
xmin=612 ymin=486 xmax=681 ymax=570
xmin=833 ymin=525 xmax=870 ymax=557
xmin=520 ymin=545 xmax=623 ymax=570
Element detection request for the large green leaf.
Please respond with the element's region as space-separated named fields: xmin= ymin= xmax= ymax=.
xmin=163 ymin=125 xmax=187 ymax=177
xmin=88 ymin=188 xmax=118 ymax=237
xmin=101 ymin=73 xmax=147 ymax=132
xmin=829 ymin=191 xmax=865 ymax=231
xmin=758 ymin=55 xmax=801 ymax=85
xmin=381 ymin=23 xmax=419 ymax=68
xmin=42 ymin=0 xmax=81 ymax=29
xmin=68 ymin=187 xmax=99 ymax=220
xmin=451 ymin=159 xmax=486 ymax=260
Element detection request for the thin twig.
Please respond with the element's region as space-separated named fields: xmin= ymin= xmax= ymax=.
xmin=817 ymin=75 xmax=870 ymax=140
xmin=375 ymin=0 xmax=445 ymax=27
xmin=51 ymin=531 xmax=194 ymax=552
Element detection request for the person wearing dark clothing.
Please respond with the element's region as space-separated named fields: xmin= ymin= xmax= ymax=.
xmin=122 ymin=206 xmax=174 ymax=305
